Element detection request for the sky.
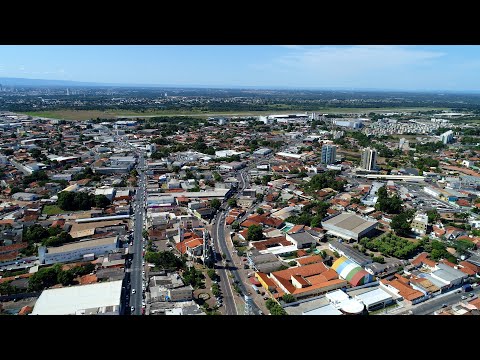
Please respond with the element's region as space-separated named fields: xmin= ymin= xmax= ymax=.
xmin=1 ymin=45 xmax=480 ymax=91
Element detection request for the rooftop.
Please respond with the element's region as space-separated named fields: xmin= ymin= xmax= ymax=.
xmin=31 ymin=280 xmax=122 ymax=315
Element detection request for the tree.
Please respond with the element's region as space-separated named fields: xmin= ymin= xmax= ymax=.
xmin=28 ymin=266 xmax=60 ymax=291
xmin=282 ymin=294 xmax=296 ymax=303
xmin=207 ymin=269 xmax=219 ymax=282
xmin=427 ymin=209 xmax=440 ymax=224
xmin=93 ymin=194 xmax=111 ymax=208
xmin=227 ymin=198 xmax=237 ymax=208
xmin=372 ymin=256 xmax=385 ymax=264
xmin=57 ymin=269 xmax=75 ymax=286
xmin=209 ymin=198 xmax=221 ymax=210
xmin=23 ymin=224 xmax=49 ymax=244
xmin=391 ymin=211 xmax=414 ymax=236
xmin=256 ymin=208 xmax=264 ymax=215
xmin=213 ymin=172 xmax=222 ymax=182
xmin=246 ymin=224 xmax=263 ymax=242
xmin=256 ymin=193 xmax=264 ymax=202
xmin=232 ymin=221 xmax=240 ymax=231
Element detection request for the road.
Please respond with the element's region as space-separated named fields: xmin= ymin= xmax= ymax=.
xmin=396 ymin=286 xmax=480 ymax=315
xmin=128 ymin=150 xmax=147 ymax=315
xmin=210 ymin=166 xmax=263 ymax=315
xmin=212 ymin=209 xmax=237 ymax=315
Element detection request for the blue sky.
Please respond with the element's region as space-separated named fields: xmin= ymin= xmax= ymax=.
xmin=0 ymin=45 xmax=480 ymax=91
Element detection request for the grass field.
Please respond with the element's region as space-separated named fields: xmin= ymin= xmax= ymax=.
xmin=42 ymin=205 xmax=66 ymax=215
xmin=23 ymin=107 xmax=452 ymax=121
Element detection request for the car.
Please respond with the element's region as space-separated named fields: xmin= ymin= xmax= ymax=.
xmin=131 ymin=306 xmax=135 ymax=312
xmin=142 ymin=270 xmax=145 ymax=275
xmin=456 ymin=289 xmax=462 ymax=294
xmin=461 ymin=295 xmax=467 ymax=300
xmin=132 ymin=289 xmax=136 ymax=294
xmin=470 ymin=293 xmax=475 ymax=298
xmin=441 ymin=303 xmax=448 ymax=308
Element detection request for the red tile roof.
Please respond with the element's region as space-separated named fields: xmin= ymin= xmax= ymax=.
xmin=251 ymin=236 xmax=290 ymax=250
xmin=296 ymin=255 xmax=323 ymax=266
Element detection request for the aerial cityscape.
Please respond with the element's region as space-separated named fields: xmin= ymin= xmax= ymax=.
xmin=1 ymin=45 xmax=480 ymax=316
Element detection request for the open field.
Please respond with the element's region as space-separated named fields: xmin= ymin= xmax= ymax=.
xmin=24 ymin=107 xmax=452 ymax=121
xmin=42 ymin=205 xmax=66 ymax=216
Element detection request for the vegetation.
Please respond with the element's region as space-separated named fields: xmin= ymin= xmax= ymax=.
xmin=28 ymin=263 xmax=95 ymax=291
xmin=359 ymin=232 xmax=421 ymax=259
xmin=265 ymin=298 xmax=287 ymax=315
xmin=57 ymin=191 xmax=110 ymax=211
xmin=414 ymin=141 xmax=445 ymax=153
xmin=427 ymin=209 xmax=440 ymax=224
xmin=145 ymin=251 xmax=185 ymax=270
xmin=42 ymin=205 xmax=66 ymax=215
xmin=256 ymin=208 xmax=264 ymax=215
xmin=209 ymin=198 xmax=221 ymax=210
xmin=390 ymin=210 xmax=415 ymax=236
xmin=375 ymin=186 xmax=403 ymax=214
xmin=427 ymin=240 xmax=457 ymax=263
xmin=282 ymin=294 xmax=296 ymax=303
xmin=182 ymin=266 xmax=205 ymax=289
xmin=304 ymin=171 xmax=345 ymax=194
xmin=286 ymin=201 xmax=330 ymax=228
xmin=227 ymin=198 xmax=237 ymax=208
xmin=207 ymin=269 xmax=220 ymax=282
xmin=246 ymin=224 xmax=264 ymax=242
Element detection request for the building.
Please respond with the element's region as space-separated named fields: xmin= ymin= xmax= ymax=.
xmin=286 ymin=231 xmax=317 ymax=249
xmin=440 ymin=130 xmax=454 ymax=144
xmin=94 ymin=187 xmax=115 ymax=201
xmin=329 ymin=242 xmax=373 ymax=267
xmin=360 ymin=147 xmax=377 ymax=171
xmin=354 ymin=288 xmax=393 ymax=311
xmin=38 ymin=236 xmax=119 ymax=265
xmin=331 ymin=256 xmax=375 ymax=286
xmin=11 ymin=192 xmax=38 ymax=201
xmin=253 ymin=148 xmax=273 ymax=157
xmin=321 ymin=144 xmax=336 ymax=165
xmin=31 ymin=280 xmax=123 ymax=315
xmin=262 ymin=262 xmax=347 ymax=300
xmin=430 ymin=263 xmax=468 ymax=287
xmin=411 ymin=213 xmax=428 ymax=235
xmin=321 ymin=212 xmax=378 ymax=241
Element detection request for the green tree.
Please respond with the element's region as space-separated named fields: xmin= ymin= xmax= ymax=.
xmin=213 ymin=172 xmax=222 ymax=182
xmin=256 ymin=208 xmax=264 ymax=215
xmin=227 ymin=198 xmax=237 ymax=208
xmin=209 ymin=198 xmax=221 ymax=210
xmin=231 ymin=221 xmax=240 ymax=231
xmin=57 ymin=269 xmax=75 ymax=286
xmin=28 ymin=266 xmax=60 ymax=291
xmin=282 ymin=294 xmax=296 ymax=303
xmin=391 ymin=211 xmax=414 ymax=236
xmin=427 ymin=209 xmax=440 ymax=224
xmin=246 ymin=224 xmax=263 ymax=242
xmin=93 ymin=194 xmax=111 ymax=208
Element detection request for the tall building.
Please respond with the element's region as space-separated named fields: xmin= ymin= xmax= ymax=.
xmin=361 ymin=147 xmax=377 ymax=171
xmin=321 ymin=144 xmax=337 ymax=164
xmin=440 ymin=130 xmax=454 ymax=144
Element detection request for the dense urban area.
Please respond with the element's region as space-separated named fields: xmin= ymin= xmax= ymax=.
xmin=1 ymin=86 xmax=480 ymax=316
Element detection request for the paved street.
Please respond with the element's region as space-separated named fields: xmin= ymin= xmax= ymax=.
xmin=395 ymin=286 xmax=480 ymax=315
xmin=128 ymin=150 xmax=147 ymax=315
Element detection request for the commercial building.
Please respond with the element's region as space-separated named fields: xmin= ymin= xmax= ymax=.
xmin=31 ymin=280 xmax=123 ymax=315
xmin=329 ymin=242 xmax=373 ymax=267
xmin=411 ymin=213 xmax=428 ymax=235
xmin=360 ymin=147 xmax=377 ymax=171
xmin=321 ymin=144 xmax=336 ymax=165
xmin=354 ymin=288 xmax=393 ymax=311
xmin=440 ymin=130 xmax=454 ymax=144
xmin=38 ymin=236 xmax=119 ymax=264
xmin=286 ymin=231 xmax=317 ymax=249
xmin=94 ymin=187 xmax=115 ymax=201
xmin=253 ymin=148 xmax=273 ymax=157
xmin=331 ymin=256 xmax=375 ymax=286
xmin=430 ymin=263 xmax=468 ymax=287
xmin=321 ymin=212 xmax=378 ymax=241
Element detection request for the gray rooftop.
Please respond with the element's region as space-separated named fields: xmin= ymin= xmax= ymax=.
xmin=47 ymin=236 xmax=118 ymax=254
xmin=330 ymin=241 xmax=373 ymax=266
xmin=322 ymin=212 xmax=377 ymax=235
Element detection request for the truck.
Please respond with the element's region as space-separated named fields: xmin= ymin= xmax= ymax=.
xmin=462 ymin=284 xmax=473 ymax=292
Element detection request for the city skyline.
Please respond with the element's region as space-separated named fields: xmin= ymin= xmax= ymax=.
xmin=2 ymin=45 xmax=480 ymax=91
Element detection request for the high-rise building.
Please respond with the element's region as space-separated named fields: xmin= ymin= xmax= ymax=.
xmin=321 ymin=144 xmax=337 ymax=164
xmin=440 ymin=130 xmax=454 ymax=144
xmin=361 ymin=147 xmax=377 ymax=171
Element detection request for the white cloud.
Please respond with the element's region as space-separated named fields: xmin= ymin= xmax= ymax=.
xmin=277 ymin=46 xmax=444 ymax=72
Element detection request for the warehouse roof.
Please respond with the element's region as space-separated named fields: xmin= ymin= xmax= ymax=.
xmin=31 ymin=280 xmax=122 ymax=315
xmin=322 ymin=212 xmax=377 ymax=234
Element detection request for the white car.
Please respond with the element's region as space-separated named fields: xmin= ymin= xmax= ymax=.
xmin=132 ymin=288 xmax=136 ymax=294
